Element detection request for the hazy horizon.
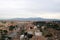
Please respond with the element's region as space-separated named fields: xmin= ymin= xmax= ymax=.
xmin=0 ymin=0 xmax=60 ymax=19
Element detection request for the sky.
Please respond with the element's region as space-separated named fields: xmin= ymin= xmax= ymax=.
xmin=0 ymin=0 xmax=60 ymax=19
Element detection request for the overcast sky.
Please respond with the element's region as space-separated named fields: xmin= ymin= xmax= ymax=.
xmin=0 ymin=0 xmax=60 ymax=19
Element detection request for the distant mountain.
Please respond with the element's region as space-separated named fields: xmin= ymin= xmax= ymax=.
xmin=0 ymin=17 xmax=60 ymax=21
xmin=9 ymin=17 xmax=60 ymax=21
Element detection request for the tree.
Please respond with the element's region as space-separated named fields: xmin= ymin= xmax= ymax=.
xmin=0 ymin=30 xmax=8 ymax=40
xmin=9 ymin=25 xmax=15 ymax=31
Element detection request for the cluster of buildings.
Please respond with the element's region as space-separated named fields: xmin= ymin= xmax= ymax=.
xmin=0 ymin=21 xmax=60 ymax=40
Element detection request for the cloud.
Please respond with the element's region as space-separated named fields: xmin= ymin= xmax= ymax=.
xmin=0 ymin=0 xmax=60 ymax=19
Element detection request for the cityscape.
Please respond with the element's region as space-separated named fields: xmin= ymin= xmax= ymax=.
xmin=0 ymin=0 xmax=60 ymax=40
